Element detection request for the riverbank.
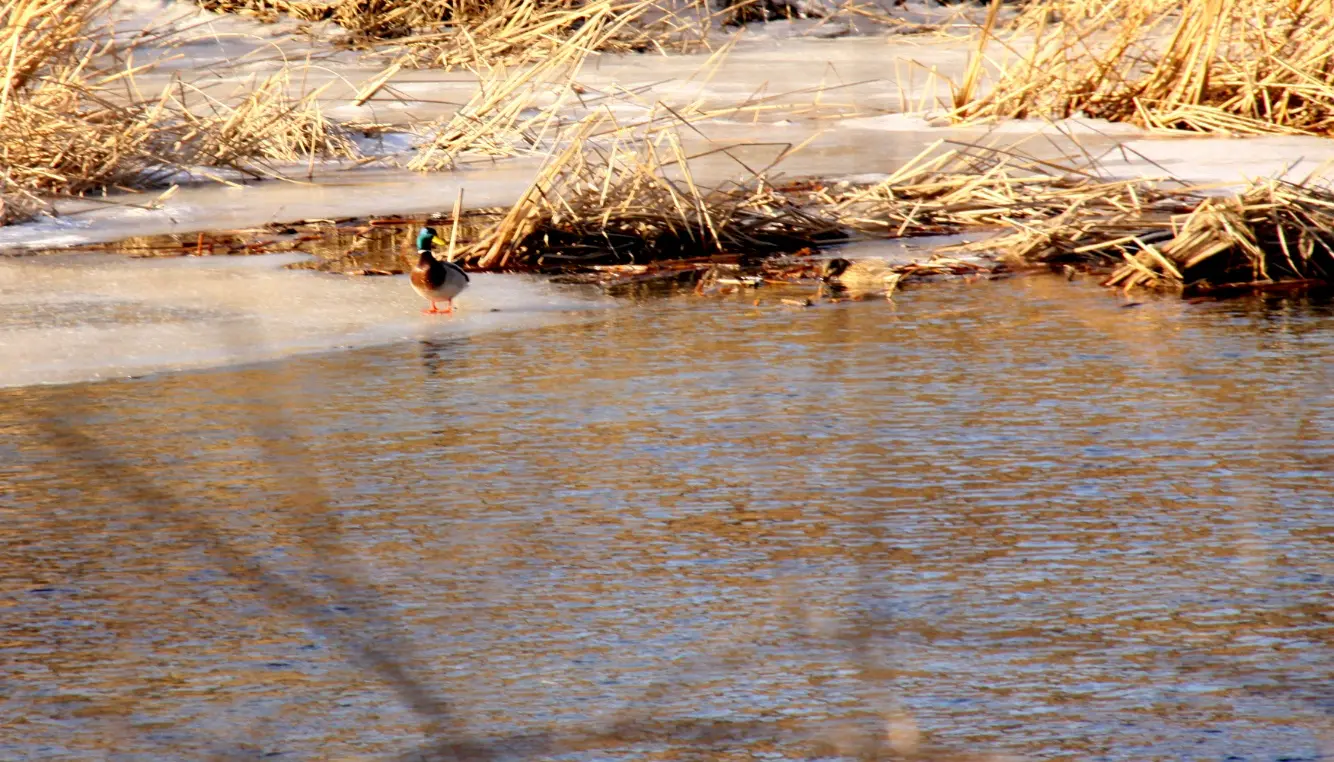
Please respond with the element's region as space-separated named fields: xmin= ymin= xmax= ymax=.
xmin=4 ymin=0 xmax=1334 ymax=299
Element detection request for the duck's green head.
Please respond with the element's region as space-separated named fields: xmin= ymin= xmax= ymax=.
xmin=416 ymin=226 xmax=447 ymax=252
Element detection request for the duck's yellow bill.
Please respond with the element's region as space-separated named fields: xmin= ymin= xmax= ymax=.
xmin=432 ymin=235 xmax=448 ymax=246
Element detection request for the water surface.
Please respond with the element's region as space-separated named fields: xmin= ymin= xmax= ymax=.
xmin=2 ymin=276 xmax=1332 ymax=760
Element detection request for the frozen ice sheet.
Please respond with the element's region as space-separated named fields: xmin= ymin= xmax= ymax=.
xmin=0 ymin=253 xmax=610 ymax=388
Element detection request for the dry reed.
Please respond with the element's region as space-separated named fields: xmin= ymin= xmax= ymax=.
xmin=415 ymin=125 xmax=1334 ymax=296
xmin=457 ymin=117 xmax=844 ymax=270
xmin=825 ymin=141 xmax=1187 ymax=240
xmin=1097 ymin=180 xmax=1334 ymax=292
xmin=898 ymin=148 xmax=1334 ymax=294
xmin=405 ymin=24 xmax=595 ymax=170
xmin=196 ymin=0 xmax=713 ymax=69
xmin=174 ymin=71 xmax=360 ymax=166
xmin=953 ymin=0 xmax=1334 ymax=137
xmin=1 ymin=0 xmax=361 ymax=225
xmin=1 ymin=0 xmax=165 ymax=223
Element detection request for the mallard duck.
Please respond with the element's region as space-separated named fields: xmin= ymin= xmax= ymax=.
xmin=410 ymin=226 xmax=470 ymax=314
xmin=821 ymin=257 xmax=901 ymax=297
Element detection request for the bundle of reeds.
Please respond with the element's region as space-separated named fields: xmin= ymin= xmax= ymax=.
xmin=1099 ymin=180 xmax=1334 ymax=291
xmin=459 ymin=119 xmax=844 ymax=270
xmin=822 ymin=142 xmax=1334 ymax=294
xmin=954 ymin=0 xmax=1334 ymax=136
xmin=899 ymin=151 xmax=1334 ymax=294
xmin=389 ymin=0 xmax=708 ymax=69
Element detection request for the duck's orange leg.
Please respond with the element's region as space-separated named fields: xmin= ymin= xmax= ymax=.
xmin=423 ymin=301 xmax=442 ymax=314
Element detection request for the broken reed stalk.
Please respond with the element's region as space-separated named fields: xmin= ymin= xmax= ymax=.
xmin=952 ymin=0 xmax=1334 ymax=137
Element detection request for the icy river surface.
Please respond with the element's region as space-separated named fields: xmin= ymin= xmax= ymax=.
xmin=3 ymin=270 xmax=1333 ymax=760
xmin=2 ymin=1 xmax=1333 ymax=758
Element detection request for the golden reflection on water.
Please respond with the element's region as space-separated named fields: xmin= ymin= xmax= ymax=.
xmin=2 ymin=276 xmax=1332 ymax=761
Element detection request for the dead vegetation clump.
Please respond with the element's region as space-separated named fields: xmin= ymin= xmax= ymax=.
xmin=1097 ymin=180 xmax=1334 ymax=293
xmin=388 ymin=0 xmax=714 ymax=69
xmin=0 ymin=0 xmax=165 ymax=223
xmin=174 ymin=70 xmax=360 ymax=167
xmin=405 ymin=35 xmax=594 ymax=170
xmin=827 ymin=141 xmax=1186 ymax=238
xmin=0 ymin=0 xmax=361 ymax=226
xmin=195 ymin=0 xmax=712 ymax=67
xmin=953 ymin=0 xmax=1334 ymax=136
xmin=907 ymin=149 xmax=1334 ymax=295
xmin=456 ymin=120 xmax=845 ymax=271
xmin=424 ymin=128 xmax=1334 ymax=296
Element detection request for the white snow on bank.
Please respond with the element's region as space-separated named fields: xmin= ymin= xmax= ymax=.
xmin=348 ymin=130 xmax=423 ymax=156
xmin=1090 ymin=135 xmax=1334 ymax=187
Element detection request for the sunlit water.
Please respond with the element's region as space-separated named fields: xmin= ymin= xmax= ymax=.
xmin=2 ymin=274 xmax=1331 ymax=761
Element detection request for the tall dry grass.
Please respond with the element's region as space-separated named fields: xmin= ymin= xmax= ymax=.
xmin=196 ymin=0 xmax=713 ymax=68
xmin=405 ymin=17 xmax=603 ymax=170
xmin=0 ymin=0 xmax=361 ymax=225
xmin=1 ymin=0 xmax=161 ymax=222
xmin=953 ymin=0 xmax=1334 ymax=136
xmin=174 ymin=70 xmax=360 ymax=167
xmin=456 ymin=116 xmax=843 ymax=270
